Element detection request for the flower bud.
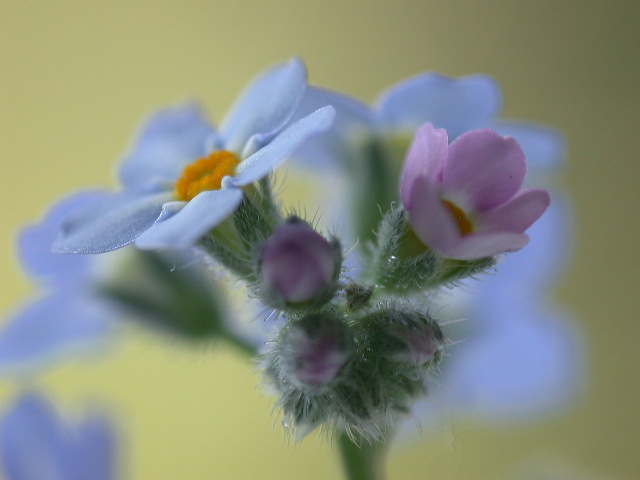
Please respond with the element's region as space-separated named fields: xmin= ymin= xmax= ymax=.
xmin=275 ymin=312 xmax=354 ymax=392
xmin=256 ymin=217 xmax=341 ymax=309
xmin=359 ymin=307 xmax=445 ymax=369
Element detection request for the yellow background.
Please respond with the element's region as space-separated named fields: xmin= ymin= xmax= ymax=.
xmin=1 ymin=2 xmax=638 ymax=479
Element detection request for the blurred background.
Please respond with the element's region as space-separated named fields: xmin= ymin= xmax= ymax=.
xmin=1 ymin=1 xmax=638 ymax=479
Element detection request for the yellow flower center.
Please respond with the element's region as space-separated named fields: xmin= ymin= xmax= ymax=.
xmin=442 ymin=199 xmax=474 ymax=236
xmin=175 ymin=151 xmax=240 ymax=201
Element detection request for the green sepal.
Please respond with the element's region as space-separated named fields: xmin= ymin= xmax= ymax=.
xmin=198 ymin=179 xmax=281 ymax=281
xmin=369 ymin=206 xmax=496 ymax=292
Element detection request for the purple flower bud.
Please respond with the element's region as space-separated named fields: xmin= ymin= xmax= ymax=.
xmin=359 ymin=308 xmax=445 ymax=368
xmin=386 ymin=322 xmax=443 ymax=366
xmin=258 ymin=218 xmax=340 ymax=306
xmin=400 ymin=123 xmax=550 ymax=260
xmin=277 ymin=313 xmax=354 ymax=391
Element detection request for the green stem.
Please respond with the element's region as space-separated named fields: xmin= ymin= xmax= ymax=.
xmin=337 ymin=432 xmax=388 ymax=480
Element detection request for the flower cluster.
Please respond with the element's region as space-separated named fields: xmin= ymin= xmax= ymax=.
xmin=1 ymin=58 xmax=578 ymax=475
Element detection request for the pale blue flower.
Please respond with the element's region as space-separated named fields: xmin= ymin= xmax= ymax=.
xmin=293 ymin=74 xmax=579 ymax=426
xmin=0 ymin=192 xmax=228 ymax=375
xmin=0 ymin=392 xmax=117 ymax=480
xmin=293 ymin=72 xmax=565 ymax=171
xmin=0 ymin=193 xmax=115 ymax=374
xmin=54 ymin=58 xmax=335 ymax=253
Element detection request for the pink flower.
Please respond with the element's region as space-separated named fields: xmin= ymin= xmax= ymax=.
xmin=400 ymin=123 xmax=550 ymax=260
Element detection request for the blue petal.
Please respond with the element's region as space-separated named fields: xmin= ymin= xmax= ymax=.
xmin=0 ymin=393 xmax=66 ymax=480
xmin=229 ymin=106 xmax=336 ymax=187
xmin=53 ymin=191 xmax=173 ymax=254
xmin=19 ymin=191 xmax=110 ymax=287
xmin=62 ymin=413 xmax=117 ymax=480
xmin=478 ymin=194 xmax=573 ymax=302
xmin=221 ymin=58 xmax=307 ymax=154
xmin=118 ymin=103 xmax=217 ymax=189
xmin=289 ymin=86 xmax=375 ymax=169
xmin=0 ymin=292 xmax=114 ymax=375
xmin=376 ymin=73 xmax=502 ymax=139
xmin=495 ymin=121 xmax=567 ymax=171
xmin=444 ymin=299 xmax=583 ymax=422
xmin=135 ymin=188 xmax=243 ymax=249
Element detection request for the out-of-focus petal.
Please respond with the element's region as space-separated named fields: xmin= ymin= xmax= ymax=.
xmin=377 ymin=73 xmax=502 ymax=139
xmin=221 ymin=57 xmax=307 ymax=154
xmin=290 ymin=86 xmax=375 ymax=168
xmin=0 ymin=292 xmax=113 ymax=375
xmin=443 ymin=300 xmax=582 ymax=421
xmin=400 ymin=123 xmax=448 ymax=208
xmin=443 ymin=129 xmax=526 ymax=210
xmin=495 ymin=121 xmax=566 ymax=172
xmin=229 ymin=106 xmax=336 ymax=187
xmin=480 ymin=188 xmax=550 ymax=233
xmin=19 ymin=191 xmax=110 ymax=286
xmin=134 ymin=188 xmax=243 ymax=249
xmin=118 ymin=103 xmax=216 ymax=188
xmin=62 ymin=413 xmax=117 ymax=480
xmin=478 ymin=194 xmax=572 ymax=298
xmin=53 ymin=191 xmax=172 ymax=254
xmin=0 ymin=393 xmax=65 ymax=480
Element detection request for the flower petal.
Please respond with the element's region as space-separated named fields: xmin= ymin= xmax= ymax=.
xmin=0 ymin=393 xmax=66 ymax=480
xmin=229 ymin=106 xmax=336 ymax=187
xmin=53 ymin=191 xmax=172 ymax=254
xmin=444 ymin=300 xmax=583 ymax=421
xmin=118 ymin=103 xmax=217 ymax=188
xmin=477 ymin=194 xmax=572 ymax=297
xmin=0 ymin=292 xmax=113 ymax=375
xmin=221 ymin=58 xmax=307 ymax=154
xmin=63 ymin=412 xmax=117 ymax=480
xmin=495 ymin=121 xmax=566 ymax=172
xmin=134 ymin=188 xmax=243 ymax=249
xmin=377 ymin=73 xmax=502 ymax=139
xmin=406 ymin=176 xmax=462 ymax=254
xmin=400 ymin=123 xmax=448 ymax=208
xmin=19 ymin=191 xmax=110 ymax=286
xmin=289 ymin=86 xmax=375 ymax=168
xmin=443 ymin=129 xmax=526 ymax=210
xmin=445 ymin=231 xmax=530 ymax=260
xmin=480 ymin=187 xmax=550 ymax=233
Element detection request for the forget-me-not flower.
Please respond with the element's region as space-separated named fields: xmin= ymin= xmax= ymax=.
xmin=293 ymin=72 xmax=564 ymax=171
xmin=0 ymin=191 xmax=229 ymax=375
xmin=291 ymin=73 xmax=579 ymax=426
xmin=400 ymin=123 xmax=550 ymax=260
xmin=54 ymin=58 xmax=335 ymax=253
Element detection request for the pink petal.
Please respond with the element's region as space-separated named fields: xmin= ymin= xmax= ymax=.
xmin=406 ymin=176 xmax=463 ymax=254
xmin=443 ymin=129 xmax=526 ymax=210
xmin=480 ymin=188 xmax=551 ymax=233
xmin=400 ymin=123 xmax=448 ymax=208
xmin=445 ymin=231 xmax=530 ymax=260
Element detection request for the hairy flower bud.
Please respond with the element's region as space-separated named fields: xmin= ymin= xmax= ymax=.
xmin=273 ymin=312 xmax=354 ymax=392
xmin=357 ymin=306 xmax=445 ymax=371
xmin=256 ymin=217 xmax=341 ymax=309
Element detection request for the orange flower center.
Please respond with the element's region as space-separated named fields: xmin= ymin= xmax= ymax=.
xmin=175 ymin=151 xmax=240 ymax=201
xmin=442 ymin=199 xmax=474 ymax=236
